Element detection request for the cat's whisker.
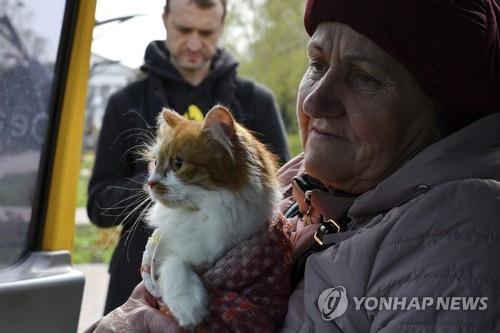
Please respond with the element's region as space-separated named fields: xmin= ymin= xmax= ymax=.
xmin=134 ymin=149 xmax=155 ymax=162
xmin=98 ymin=186 xmax=148 ymax=221
xmin=122 ymin=197 xmax=153 ymax=250
xmin=107 ymin=183 xmax=146 ymax=191
xmin=107 ymin=186 xmax=144 ymax=193
xmin=123 ymin=133 xmax=156 ymax=148
xmin=122 ymin=130 xmax=155 ymax=141
xmin=119 ymin=193 xmax=152 ymax=228
xmin=107 ymin=194 xmax=149 ymax=215
xmin=98 ymin=191 xmax=147 ymax=211
xmin=105 ymin=194 xmax=150 ymax=232
xmin=121 ymin=143 xmax=155 ymax=162
xmin=111 ymin=127 xmax=155 ymax=148
xmin=98 ymin=193 xmax=150 ymax=224
xmin=124 ymin=199 xmax=154 ymax=261
xmin=131 ymin=159 xmax=151 ymax=165
xmin=125 ymin=177 xmax=149 ymax=186
xmin=123 ymin=109 xmax=157 ymax=131
xmin=131 ymin=199 xmax=152 ymax=230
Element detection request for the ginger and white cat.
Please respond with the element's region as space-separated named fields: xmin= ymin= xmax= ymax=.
xmin=143 ymin=105 xmax=281 ymax=327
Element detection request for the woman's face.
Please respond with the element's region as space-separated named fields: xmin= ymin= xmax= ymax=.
xmin=298 ymin=22 xmax=439 ymax=193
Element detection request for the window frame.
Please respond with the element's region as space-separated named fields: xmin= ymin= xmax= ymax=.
xmin=26 ymin=0 xmax=80 ymax=252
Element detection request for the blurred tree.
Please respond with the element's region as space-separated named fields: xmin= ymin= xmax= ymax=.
xmin=223 ymin=0 xmax=309 ymax=133
xmin=0 ymin=0 xmax=50 ymax=65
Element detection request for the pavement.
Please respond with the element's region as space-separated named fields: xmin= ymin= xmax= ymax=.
xmin=74 ymin=208 xmax=109 ymax=332
xmin=75 ymin=263 xmax=108 ymax=332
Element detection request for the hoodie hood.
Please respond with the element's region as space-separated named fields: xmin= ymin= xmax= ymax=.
xmin=138 ymin=40 xmax=245 ymax=125
xmin=140 ymin=40 xmax=239 ymax=85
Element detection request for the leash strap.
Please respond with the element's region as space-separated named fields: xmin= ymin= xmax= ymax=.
xmin=286 ymin=174 xmax=358 ymax=289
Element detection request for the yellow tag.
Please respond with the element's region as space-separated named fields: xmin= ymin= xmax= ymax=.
xmin=183 ymin=104 xmax=204 ymax=121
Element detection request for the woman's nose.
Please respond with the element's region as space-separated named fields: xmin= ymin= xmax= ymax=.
xmin=303 ymin=73 xmax=345 ymax=118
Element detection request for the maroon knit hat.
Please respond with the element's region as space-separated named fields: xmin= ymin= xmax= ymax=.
xmin=304 ymin=0 xmax=500 ymax=133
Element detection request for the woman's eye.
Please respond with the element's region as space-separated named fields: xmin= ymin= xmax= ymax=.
xmin=172 ymin=157 xmax=184 ymax=172
xmin=350 ymin=71 xmax=382 ymax=92
xmin=308 ymin=60 xmax=327 ymax=75
xmin=355 ymin=73 xmax=374 ymax=84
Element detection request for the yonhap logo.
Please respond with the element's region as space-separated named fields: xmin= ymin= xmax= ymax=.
xmin=318 ymin=286 xmax=349 ymax=321
xmin=317 ymin=286 xmax=489 ymax=321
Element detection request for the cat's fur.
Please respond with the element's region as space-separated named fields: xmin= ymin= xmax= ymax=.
xmin=144 ymin=105 xmax=281 ymax=327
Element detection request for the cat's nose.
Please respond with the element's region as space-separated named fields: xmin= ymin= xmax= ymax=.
xmin=148 ymin=180 xmax=159 ymax=188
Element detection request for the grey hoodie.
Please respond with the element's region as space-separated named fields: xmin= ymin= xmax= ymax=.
xmin=281 ymin=113 xmax=500 ymax=332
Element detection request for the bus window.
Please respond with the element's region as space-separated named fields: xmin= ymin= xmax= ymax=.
xmin=0 ymin=0 xmax=67 ymax=269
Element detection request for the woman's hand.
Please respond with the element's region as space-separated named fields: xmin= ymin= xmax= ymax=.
xmin=84 ymin=282 xmax=183 ymax=333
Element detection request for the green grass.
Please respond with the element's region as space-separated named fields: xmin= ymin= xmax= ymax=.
xmin=73 ymin=224 xmax=120 ymax=264
xmin=76 ymin=174 xmax=90 ymax=208
xmin=81 ymin=152 xmax=95 ymax=170
xmin=287 ymin=132 xmax=302 ymax=157
xmin=76 ymin=153 xmax=93 ymax=207
xmin=74 ymin=152 xmax=120 ymax=265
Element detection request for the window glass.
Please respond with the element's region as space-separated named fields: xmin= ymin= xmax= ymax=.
xmin=0 ymin=0 xmax=67 ymax=269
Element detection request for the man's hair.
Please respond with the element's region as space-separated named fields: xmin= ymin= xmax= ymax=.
xmin=164 ymin=0 xmax=227 ymax=20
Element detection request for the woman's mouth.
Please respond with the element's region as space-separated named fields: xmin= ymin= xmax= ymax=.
xmin=310 ymin=127 xmax=345 ymax=140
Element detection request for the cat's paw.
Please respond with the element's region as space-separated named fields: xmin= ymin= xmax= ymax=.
xmin=144 ymin=277 xmax=161 ymax=298
xmin=166 ymin=290 xmax=209 ymax=327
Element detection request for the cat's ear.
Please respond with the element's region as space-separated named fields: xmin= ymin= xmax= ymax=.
xmin=202 ymin=105 xmax=235 ymax=139
xmin=161 ymin=108 xmax=184 ymax=127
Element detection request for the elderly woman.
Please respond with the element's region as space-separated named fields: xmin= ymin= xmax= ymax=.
xmin=87 ymin=0 xmax=500 ymax=331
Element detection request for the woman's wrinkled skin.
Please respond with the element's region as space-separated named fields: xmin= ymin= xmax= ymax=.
xmin=298 ymin=22 xmax=441 ymax=193
xmin=83 ymin=282 xmax=183 ymax=333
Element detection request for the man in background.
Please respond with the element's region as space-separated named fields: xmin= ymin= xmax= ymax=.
xmin=87 ymin=0 xmax=289 ymax=315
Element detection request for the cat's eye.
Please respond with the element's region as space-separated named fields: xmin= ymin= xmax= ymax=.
xmin=172 ymin=157 xmax=184 ymax=172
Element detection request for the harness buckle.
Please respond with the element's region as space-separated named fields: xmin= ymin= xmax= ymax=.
xmin=313 ymin=219 xmax=341 ymax=246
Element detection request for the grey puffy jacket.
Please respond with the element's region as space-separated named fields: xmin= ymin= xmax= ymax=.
xmin=281 ymin=114 xmax=500 ymax=332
